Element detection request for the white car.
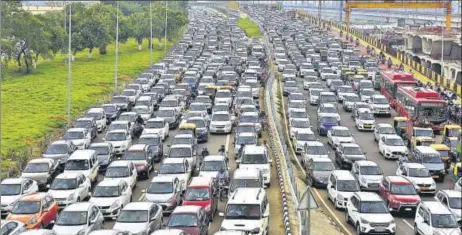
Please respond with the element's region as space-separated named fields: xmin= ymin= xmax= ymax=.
xmin=354 ymin=108 xmax=376 ymax=131
xmin=157 ymin=158 xmax=192 ymax=192
xmin=289 ymin=118 xmax=312 ymax=139
xmin=303 ymin=81 xmax=322 ymax=90
xmin=336 ymin=85 xmax=355 ymax=102
xmin=143 ymin=118 xmax=169 ymax=140
xmin=0 ymin=220 xmax=27 ymax=235
xmin=342 ymin=94 xmax=361 ymax=112
xmin=239 ymin=112 xmax=262 ymax=135
xmin=215 ymin=89 xmax=233 ymax=107
xmin=0 ymin=178 xmax=39 ymax=217
xmin=368 ymin=94 xmax=391 ymax=116
xmin=104 ymin=160 xmax=138 ymax=189
xmin=90 ymin=179 xmax=132 ymax=219
xmin=327 ymin=126 xmax=355 ymax=148
xmin=210 ymin=111 xmax=233 ymax=133
xmin=374 ymin=123 xmax=397 ymax=142
xmin=317 ymin=103 xmax=341 ymax=123
xmin=293 ymin=129 xmax=317 ymax=154
xmin=378 ymin=135 xmax=409 ymax=159
xmin=308 ymin=88 xmax=322 ymax=105
xmin=238 ymin=145 xmax=272 ymax=186
xmin=199 ymin=155 xmax=228 ymax=179
xmin=327 ymin=170 xmax=360 ymax=209
xmin=63 ymin=128 xmax=92 ymax=149
xmin=143 ymin=175 xmax=182 ymax=213
xmin=86 ymin=108 xmax=107 ymax=132
xmin=351 ymin=161 xmax=384 ymax=191
xmin=359 ymin=88 xmax=376 ymax=103
xmin=345 ymin=192 xmax=396 ymax=235
xmin=104 ymin=130 xmax=132 ymax=155
xmin=132 ymin=105 xmax=152 ymax=122
xmin=434 ymin=190 xmax=462 ymax=220
xmin=414 ymin=201 xmax=461 ymax=235
xmin=288 ymin=100 xmax=306 ymax=114
xmin=302 ymin=141 xmax=329 ymax=165
xmin=396 ymin=163 xmax=436 ymax=194
xmin=48 ymin=172 xmax=91 ymax=208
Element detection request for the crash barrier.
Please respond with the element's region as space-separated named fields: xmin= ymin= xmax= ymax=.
xmin=300 ymin=12 xmax=461 ymax=97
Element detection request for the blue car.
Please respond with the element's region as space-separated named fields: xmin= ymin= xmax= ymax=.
xmin=317 ymin=115 xmax=339 ymax=136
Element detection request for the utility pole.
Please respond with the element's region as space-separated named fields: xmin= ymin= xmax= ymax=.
xmin=67 ymin=4 xmax=72 ymax=128
xmin=164 ymin=0 xmax=168 ymax=53
xmin=149 ymin=1 xmax=153 ymax=66
xmin=115 ymin=2 xmax=119 ymax=93
xmin=317 ymin=0 xmax=322 ymax=27
xmin=339 ymin=0 xmax=343 ymax=22
xmin=441 ymin=27 xmax=444 ymax=78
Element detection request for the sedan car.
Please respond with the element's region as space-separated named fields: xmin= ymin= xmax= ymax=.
xmin=143 ymin=175 xmax=182 ymax=214
xmin=1 ymin=178 xmax=39 ymax=218
xmin=379 ymin=176 xmax=421 ymax=215
xmin=353 ymin=108 xmax=376 ymax=131
xmin=305 ymin=158 xmax=335 ymax=188
xmin=434 ymin=190 xmax=462 ymax=219
xmin=21 ymin=158 xmax=59 ymax=190
xmin=289 ymin=118 xmax=311 ymax=139
xmin=89 ymin=179 xmax=132 ymax=219
xmin=113 ymin=202 xmax=163 ymax=235
xmin=63 ymin=128 xmax=91 ymax=150
xmin=52 ymin=202 xmax=104 ymax=235
xmin=138 ymin=134 xmax=164 ymax=162
xmin=317 ymin=114 xmax=339 ymax=136
xmin=88 ymin=143 xmax=115 ymax=173
xmin=373 ymin=123 xmax=397 ymax=142
xmin=48 ymin=172 xmax=91 ymax=209
xmin=396 ymin=163 xmax=436 ymax=194
xmin=317 ymin=103 xmax=340 ymax=123
xmin=74 ymin=118 xmax=97 ymax=140
xmin=351 ymin=160 xmax=384 ymax=191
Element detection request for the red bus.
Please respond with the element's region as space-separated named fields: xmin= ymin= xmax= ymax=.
xmin=379 ymin=71 xmax=417 ymax=107
xmin=395 ymin=86 xmax=447 ymax=131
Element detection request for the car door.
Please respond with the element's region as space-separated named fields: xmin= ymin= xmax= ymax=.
xmin=164 ymin=120 xmax=169 ymax=136
xmin=327 ymin=130 xmax=333 ymax=145
xmin=86 ymin=206 xmax=97 ymax=233
xmin=42 ymin=196 xmax=56 ymax=226
xmin=348 ymin=195 xmax=360 ymax=223
xmin=374 ymin=127 xmax=380 ymax=140
xmin=128 ymin=163 xmax=137 ymax=187
xmin=148 ymin=205 xmax=159 ymax=232
xmin=327 ymin=175 xmax=336 ymax=201
xmin=120 ymin=182 xmax=131 ymax=206
xmin=89 ymin=155 xmax=98 ymax=181
xmin=420 ymin=210 xmax=432 ymax=235
xmin=80 ymin=175 xmax=91 ymax=199
xmin=351 ymin=163 xmax=359 ymax=181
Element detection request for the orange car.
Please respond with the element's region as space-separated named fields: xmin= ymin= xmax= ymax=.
xmin=6 ymin=192 xmax=58 ymax=229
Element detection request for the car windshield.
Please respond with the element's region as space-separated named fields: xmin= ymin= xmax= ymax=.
xmin=185 ymin=188 xmax=210 ymax=201
xmin=216 ymin=91 xmax=231 ymax=98
xmin=292 ymin=120 xmax=310 ymax=128
xmin=123 ymin=151 xmax=146 ymax=161
xmin=11 ymin=201 xmax=40 ymax=214
xmin=64 ymin=131 xmax=84 ymax=140
xmin=102 ymin=106 xmax=117 ymax=114
xmin=240 ymin=115 xmax=258 ymax=123
xmin=161 ymin=100 xmax=178 ymax=107
xmin=373 ymin=97 xmax=388 ymax=104
xmin=225 ymin=204 xmax=261 ymax=220
xmin=431 ymin=214 xmax=459 ymax=228
xmin=331 ymin=81 xmax=343 ymax=87
xmin=291 ymin=111 xmax=308 ymax=118
xmin=105 ymin=166 xmax=130 ymax=178
xmin=122 ymin=90 xmax=135 ymax=96
xmin=89 ymin=146 xmax=109 ymax=155
xmin=320 ymin=107 xmax=337 ymax=113
xmin=56 ymin=211 xmax=88 ymax=225
xmin=343 ymin=147 xmax=363 ymax=155
xmin=93 ymin=186 xmax=120 ymax=197
xmin=408 ymin=168 xmax=431 ymax=177
xmin=106 ymin=132 xmax=127 ymax=141
xmin=379 ymin=127 xmax=396 ymax=134
xmin=51 ymin=178 xmax=77 ymax=190
xmin=390 ymin=184 xmax=417 ymax=195
xmin=237 ymin=136 xmax=257 ymax=145
xmin=359 ymin=201 xmax=388 ymax=213
xmin=117 ymin=210 xmax=148 ymax=223
xmin=108 ymin=123 xmax=127 ymax=131
xmin=360 ymin=166 xmax=382 ymax=175
xmin=147 ymin=182 xmax=173 ymax=194
xmin=337 ymin=180 xmax=360 ymax=192
xmin=241 ymin=154 xmax=267 ymax=164
xmin=169 ymin=148 xmax=192 ymax=158
xmin=361 ymin=90 xmax=375 ymax=96
xmin=213 ymin=106 xmax=229 ymax=112
xmin=345 ymin=96 xmax=360 ymax=102
xmin=133 ymin=107 xmax=149 ymax=114
xmin=65 ymin=160 xmax=89 ymax=171
xmin=422 ymin=156 xmax=443 ymax=163
xmin=297 ymin=133 xmax=316 ymax=141
xmin=320 ymin=116 xmax=338 ymax=124
xmin=23 ymin=163 xmax=50 ymax=173
xmin=75 ymin=121 xmax=92 ymax=129
xmin=111 ymin=97 xmax=126 ymax=103
xmin=306 ymin=146 xmax=327 ymax=155
xmin=385 ymin=138 xmax=404 ymax=146
xmin=289 ymin=94 xmax=304 ymax=100
xmin=415 ymin=129 xmax=433 ymax=137
xmin=338 ymin=87 xmax=354 ymax=93
xmin=196 ymin=97 xmax=210 ymax=103
xmin=157 ymin=110 xmax=175 ymax=118
xmin=146 ymin=121 xmax=164 ymax=129
xmin=212 ymin=114 xmax=230 ymax=122
xmin=449 ymin=197 xmax=461 ymax=209
xmin=168 ymin=214 xmax=198 ymax=227
xmin=285 ymin=82 xmax=296 ymax=87
xmin=159 ymin=163 xmax=185 ymax=174
xmin=45 ymin=144 xmax=68 ymax=155
xmin=359 ymin=112 xmax=374 ymax=120
xmin=201 ymin=160 xmax=224 ymax=171
xmin=333 ymin=129 xmax=351 ymax=137
xmin=313 ymin=162 xmax=334 ymax=171
xmin=310 ymin=90 xmax=321 ymax=96
xmin=1 ymin=184 xmax=21 ymax=196
xmin=187 ymin=120 xmax=206 ymax=128
xmin=173 ymin=138 xmax=192 ymax=145
xmin=320 ymin=95 xmax=336 ymax=103
xmin=190 ymin=104 xmax=207 ymax=111
xmin=119 ymin=115 xmax=135 ymax=122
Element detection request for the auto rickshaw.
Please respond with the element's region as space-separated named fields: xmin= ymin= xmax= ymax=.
xmin=355 ymin=69 xmax=369 ymax=78
xmin=204 ymin=85 xmax=217 ymax=99
xmin=179 ymin=123 xmax=197 ymax=137
xmin=372 ymin=72 xmax=382 ymax=90
xmin=393 ymin=117 xmax=408 ymax=138
xmin=430 ymin=144 xmax=452 ymax=170
xmin=442 ymin=125 xmax=461 ymax=139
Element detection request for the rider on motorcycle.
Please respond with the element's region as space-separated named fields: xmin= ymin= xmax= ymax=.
xmin=201 ymin=147 xmax=210 ymax=158
xmin=216 ymin=167 xmax=229 ymax=195
xmin=398 ymin=154 xmax=408 ymax=167
xmin=237 ymin=143 xmax=245 ymax=159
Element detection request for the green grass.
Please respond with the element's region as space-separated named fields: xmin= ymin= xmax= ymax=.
xmin=1 ymin=38 xmax=175 ymax=158
xmin=238 ymin=17 xmax=262 ymax=38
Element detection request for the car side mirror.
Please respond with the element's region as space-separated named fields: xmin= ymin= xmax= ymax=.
xmin=423 ymin=218 xmax=430 ymax=225
xmin=150 ymin=216 xmax=157 ymax=222
xmin=46 ymin=184 xmax=50 ymax=189
xmin=351 ymin=208 xmax=357 ymax=212
xmin=330 ymin=185 xmax=335 ymax=189
xmin=219 ymin=212 xmax=225 ymax=217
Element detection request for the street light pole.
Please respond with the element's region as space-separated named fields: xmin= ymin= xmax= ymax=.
xmin=114 ymin=2 xmax=119 ymax=93
xmin=164 ymin=0 xmax=168 ymax=53
xmin=441 ymin=27 xmax=444 ymax=78
xmin=67 ymin=4 xmax=72 ymax=128
xmin=150 ymin=1 xmax=153 ymax=66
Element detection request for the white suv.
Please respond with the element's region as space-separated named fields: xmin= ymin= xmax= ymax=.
xmin=237 ymin=145 xmax=272 ymax=187
xmin=345 ymin=192 xmax=396 ymax=235
xmin=327 ymin=170 xmax=360 ymax=209
xmin=351 ymin=160 xmax=384 ymax=191
xmin=368 ymin=94 xmax=391 ymax=117
xmin=210 ymin=111 xmax=233 ymax=134
xmin=219 ymin=188 xmax=269 ymax=235
xmin=414 ymin=201 xmax=461 ymax=235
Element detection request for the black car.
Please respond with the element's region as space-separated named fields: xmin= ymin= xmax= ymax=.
xmin=74 ymin=118 xmax=97 ymax=140
xmin=88 ymin=143 xmax=116 ymax=173
xmin=334 ymin=143 xmax=367 ymax=169
xmin=102 ymin=103 xmax=121 ymax=124
xmin=138 ymin=134 xmax=164 ymax=162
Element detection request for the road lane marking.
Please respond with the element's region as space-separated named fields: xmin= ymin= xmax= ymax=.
xmin=312 ymin=188 xmax=353 ymax=235
xmin=225 ymin=134 xmax=230 ymax=152
xmin=138 ymin=193 xmax=145 ymax=201
xmin=403 ymin=219 xmax=413 ymax=229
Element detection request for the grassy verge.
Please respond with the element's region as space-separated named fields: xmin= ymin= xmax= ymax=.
xmin=1 ymin=36 xmax=179 ymax=172
xmin=238 ymin=17 xmax=262 ymax=38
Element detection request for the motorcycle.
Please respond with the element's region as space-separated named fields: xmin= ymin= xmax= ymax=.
xmin=217 ymin=179 xmax=228 ymax=202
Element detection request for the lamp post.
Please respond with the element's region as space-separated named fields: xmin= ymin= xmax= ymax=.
xmin=164 ymin=0 xmax=168 ymax=53
xmin=150 ymin=1 xmax=153 ymax=66
xmin=114 ymin=2 xmax=119 ymax=93
xmin=67 ymin=4 xmax=72 ymax=128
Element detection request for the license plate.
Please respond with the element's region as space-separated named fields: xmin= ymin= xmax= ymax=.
xmin=432 ymin=175 xmax=440 ymax=179
xmin=442 ymin=157 xmax=450 ymax=161
xmin=405 ymin=208 xmax=412 ymax=211
xmin=375 ymin=228 xmax=386 ymax=232
xmin=421 ymin=187 xmax=429 ymax=190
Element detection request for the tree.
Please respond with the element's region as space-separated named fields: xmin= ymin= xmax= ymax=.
xmin=79 ymin=4 xmax=115 ymax=58
xmin=130 ymin=7 xmax=151 ymax=50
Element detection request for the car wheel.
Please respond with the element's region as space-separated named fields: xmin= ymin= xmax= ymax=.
xmin=356 ymin=223 xmax=363 ymax=235
xmin=77 ymin=197 xmax=81 ymax=202
xmin=333 ymin=199 xmax=338 ymax=209
xmin=414 ymin=224 xmax=419 ymax=235
xmin=345 ymin=210 xmax=351 ymax=224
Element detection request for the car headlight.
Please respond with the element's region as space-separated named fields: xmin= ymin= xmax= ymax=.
xmin=431 ymin=182 xmax=436 ymax=187
xmin=28 ymin=216 xmax=38 ymax=225
xmin=336 ymin=195 xmax=343 ymax=201
xmin=360 ymin=218 xmax=369 ymax=224
xmin=205 ymin=205 xmax=211 ymax=212
xmin=77 ymin=230 xmax=85 ymax=235
xmin=68 ymin=193 xmax=75 ymax=201
xmin=110 ymin=200 xmax=120 ymax=209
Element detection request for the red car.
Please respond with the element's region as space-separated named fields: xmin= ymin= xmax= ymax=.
xmin=166 ymin=205 xmax=209 ymax=235
xmin=379 ymin=176 xmax=421 ymax=215
xmin=182 ymin=177 xmax=218 ymax=221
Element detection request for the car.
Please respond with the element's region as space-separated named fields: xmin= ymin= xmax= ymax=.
xmin=350 ymin=102 xmax=369 ymax=117
xmin=283 ymin=80 xmax=298 ymax=96
xmin=302 ymin=141 xmax=330 ymax=164
xmin=303 ymin=81 xmax=322 ymax=91
xmin=113 ymin=202 xmax=163 ymax=235
xmin=0 ymin=220 xmax=27 ymax=235
xmin=143 ymin=175 xmax=182 ymax=214
xmin=455 ymin=178 xmax=462 ymax=192
xmin=88 ymin=230 xmax=132 ymax=235
xmin=342 ymin=94 xmax=361 ymax=112
xmin=209 ymin=111 xmax=233 ymax=134
xmin=239 ymin=112 xmax=262 ymax=137
xmin=111 ymin=95 xmax=130 ymax=111
xmin=186 ymin=117 xmax=209 ymax=142
xmin=414 ymin=201 xmax=461 ymax=235
xmin=122 ymin=144 xmax=154 ymax=179
xmin=90 ymin=179 xmax=132 ymax=219
xmin=410 ymin=146 xmax=446 ymax=182
xmin=63 ymin=128 xmax=92 ymax=150
xmin=374 ymin=123 xmax=397 ymax=142
xmin=198 ymin=155 xmax=228 ymax=179
xmin=88 ymin=143 xmax=115 ymax=173
xmin=358 ymin=88 xmax=376 ymax=103
xmin=150 ymin=229 xmax=189 ymax=235
xmin=215 ymin=89 xmax=233 ymax=107
xmin=133 ymin=105 xmax=153 ymax=122
xmin=336 ymin=85 xmax=355 ymax=103
xmin=53 ymin=202 xmax=104 ymax=235
xmin=288 ymin=100 xmax=306 ymax=114
xmin=305 ymin=158 xmax=335 ymax=188
xmin=288 ymin=92 xmax=305 ymax=102
xmin=334 ymin=143 xmax=367 ymax=170
xmin=317 ymin=114 xmax=339 ymax=136
xmin=155 ymin=109 xmax=180 ymax=129
xmin=104 ymin=130 xmax=132 ymax=155
xmin=219 ymin=188 xmax=269 ymax=235
xmin=378 ymin=135 xmax=409 ymax=160
xmin=108 ymin=120 xmax=132 ymax=134
xmin=42 ymin=140 xmax=77 ymax=168
xmin=166 ymin=205 xmax=210 ymax=235
xmin=104 ymin=160 xmax=138 ymax=189
xmin=327 ymin=126 xmax=355 ymax=148
xmin=183 ymin=177 xmax=218 ymax=221
xmin=138 ymin=134 xmax=164 ymax=162
xmin=368 ymin=94 xmax=391 ymax=116
xmin=328 ymin=79 xmax=344 ymax=93
xmin=1 ymin=178 xmax=39 ymax=218
xmin=234 ymin=132 xmax=258 ymax=154
xmin=345 ymin=192 xmax=396 ymax=235
xmin=238 ymin=145 xmax=271 ymax=187
xmin=21 ymin=158 xmax=59 ymax=190
xmin=308 ymin=88 xmax=323 ymax=105
xmin=86 ymin=108 xmax=107 ymax=132
xmin=396 ymin=163 xmax=436 ymax=194
xmin=121 ymin=89 xmax=140 ymax=104
xmin=319 ymin=91 xmax=338 ymax=105
xmin=289 ymin=118 xmax=311 ymax=139
xmin=379 ymin=176 xmax=421 ymax=215
xmin=354 ymin=108 xmax=376 ymax=131
xmin=293 ymin=129 xmax=317 ymax=154
xmin=351 ymin=160 xmax=384 ymax=191
xmin=6 ymin=193 xmax=58 ymax=229
xmin=48 ymin=172 xmax=91 ymax=208
xmin=327 ymin=170 xmax=361 ymax=209
xmin=434 ymin=190 xmax=462 ymax=220
xmin=157 ymin=158 xmax=192 ymax=193
xmin=74 ymin=118 xmax=97 ymax=140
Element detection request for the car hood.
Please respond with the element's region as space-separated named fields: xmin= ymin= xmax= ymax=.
xmin=450 ymin=208 xmax=461 ymax=218
xmin=390 ymin=194 xmax=421 ymax=203
xmin=371 ymin=104 xmax=390 ymax=108
xmin=89 ymin=197 xmax=118 ymax=207
xmin=199 ymin=171 xmax=218 ymax=179
xmin=359 ymin=213 xmax=393 ymax=223
xmin=211 ymin=121 xmax=231 ymax=126
xmin=21 ymin=172 xmax=49 ymax=181
xmin=422 ymin=163 xmax=445 ymax=171
xmin=332 ymin=137 xmax=354 ymax=144
xmin=344 ymin=154 xmax=367 ymax=161
xmin=1 ymin=195 xmax=21 ymax=206
xmin=357 ymin=120 xmax=375 ymax=125
xmin=319 ymin=123 xmax=338 ymax=129
xmin=48 ymin=189 xmax=75 ymax=199
xmin=145 ymin=193 xmax=174 ymax=203
xmin=359 ymin=175 xmax=383 ymax=182
xmin=385 ymin=146 xmax=408 ymax=152
xmin=407 ymin=177 xmax=434 ymax=185
xmin=113 ymin=222 xmax=148 ymax=234
xmin=53 ymin=225 xmax=86 ymax=235
xmin=107 ymin=140 xmax=129 ymax=147
xmin=221 ymin=219 xmax=263 ymax=232
xmin=432 ymin=228 xmax=461 ymax=235
xmin=167 ymin=227 xmax=201 ymax=235
xmin=42 ymin=153 xmax=68 ymax=161
xmin=313 ymin=171 xmax=331 ymax=179
xmin=215 ymin=97 xmax=231 ymax=102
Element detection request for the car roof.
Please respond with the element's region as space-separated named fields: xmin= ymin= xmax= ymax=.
xmin=321 ymin=103 xmax=336 ymax=107
xmin=67 ymin=128 xmax=86 ymax=132
xmin=128 ymin=144 xmax=148 ymax=152
xmin=312 ymin=158 xmax=333 ymax=163
xmin=174 ymin=134 xmax=193 ymax=139
xmin=28 ymin=158 xmax=54 ymax=164
xmin=386 ymin=176 xmax=411 ymax=184
xmin=440 ymin=189 xmax=461 ymax=198
xmin=233 ymin=168 xmax=261 ymax=178
xmin=1 ymin=178 xmax=28 ymax=184
xmin=140 ymin=134 xmax=160 ymax=139
xmin=111 ymin=120 xmax=130 ymax=125
xmin=340 ymin=143 xmax=360 ymax=148
xmin=172 ymin=205 xmax=202 ymax=214
xmin=56 ymin=172 xmax=82 ymax=179
xmin=414 ymin=146 xmax=440 ymax=154
xmin=305 ymin=141 xmax=324 ymax=147
xmin=213 ymin=111 xmax=230 ymax=115
xmin=107 ymin=129 xmax=128 ymax=134
xmin=147 ymin=118 xmax=165 ymax=122
xmin=243 ymin=145 xmax=266 ymax=154
xmin=163 ymin=158 xmax=186 ymax=164
xmin=14 ymin=230 xmax=53 ymax=235
xmin=377 ymin=123 xmax=393 ymax=128
xmin=69 ymin=150 xmax=96 ymax=160
xmin=151 ymin=175 xmax=177 ymax=183
xmin=421 ymin=201 xmax=453 ymax=214
xmin=90 ymin=143 xmax=111 ymax=148
xmin=203 ymin=155 xmax=226 ymax=161
xmin=384 ymin=135 xmax=401 ymax=140
xmin=150 ymin=229 xmax=185 ymax=235
xmin=170 ymin=144 xmax=192 ymax=149
xmin=237 ymin=132 xmax=256 ymax=137
xmin=357 ymin=108 xmax=372 ymax=113
xmin=355 ymin=192 xmax=382 ymax=201
xmin=189 ymin=177 xmax=213 ymax=187
xmin=76 ymin=117 xmax=94 ymax=122
xmin=404 ymin=163 xmax=426 ymax=169
xmin=229 ymin=188 xmax=265 ymax=204
xmin=97 ymin=178 xmax=124 ymax=187
xmin=331 ymin=126 xmax=348 ymax=131
xmin=331 ymin=170 xmax=355 ymax=180
xmin=354 ymin=160 xmax=378 ymax=167
xmin=123 ymin=202 xmax=154 ymax=211
xmin=20 ymin=192 xmax=48 ymax=201
xmin=108 ymin=160 xmax=132 ymax=167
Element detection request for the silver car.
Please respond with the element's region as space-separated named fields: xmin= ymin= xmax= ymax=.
xmin=0 ymin=220 xmax=26 ymax=235
xmin=143 ymin=176 xmax=182 ymax=214
xmin=21 ymin=158 xmax=59 ymax=190
xmin=53 ymin=202 xmax=104 ymax=235
xmin=113 ymin=202 xmax=163 ymax=235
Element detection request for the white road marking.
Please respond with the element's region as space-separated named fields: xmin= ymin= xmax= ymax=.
xmin=403 ymin=219 xmax=413 ymax=229
xmin=225 ymin=134 xmax=230 ymax=152
xmin=138 ymin=193 xmax=145 ymax=201
xmin=312 ymin=188 xmax=353 ymax=235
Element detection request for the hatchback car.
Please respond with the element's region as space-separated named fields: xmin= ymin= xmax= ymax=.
xmin=52 ymin=202 xmax=104 ymax=235
xmin=7 ymin=193 xmax=58 ymax=229
xmin=113 ymin=202 xmax=163 ymax=235
xmin=143 ymin=175 xmax=182 ymax=214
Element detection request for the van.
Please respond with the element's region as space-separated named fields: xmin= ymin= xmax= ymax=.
xmin=411 ymin=146 xmax=446 ymax=182
xmin=64 ymin=150 xmax=99 ymax=184
xmin=237 ymin=145 xmax=271 ymax=187
xmin=327 ymin=170 xmax=360 ymax=209
xmin=183 ymin=177 xmax=218 ymax=221
xmin=219 ymin=188 xmax=269 ymax=235
xmin=414 ymin=201 xmax=461 ymax=235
